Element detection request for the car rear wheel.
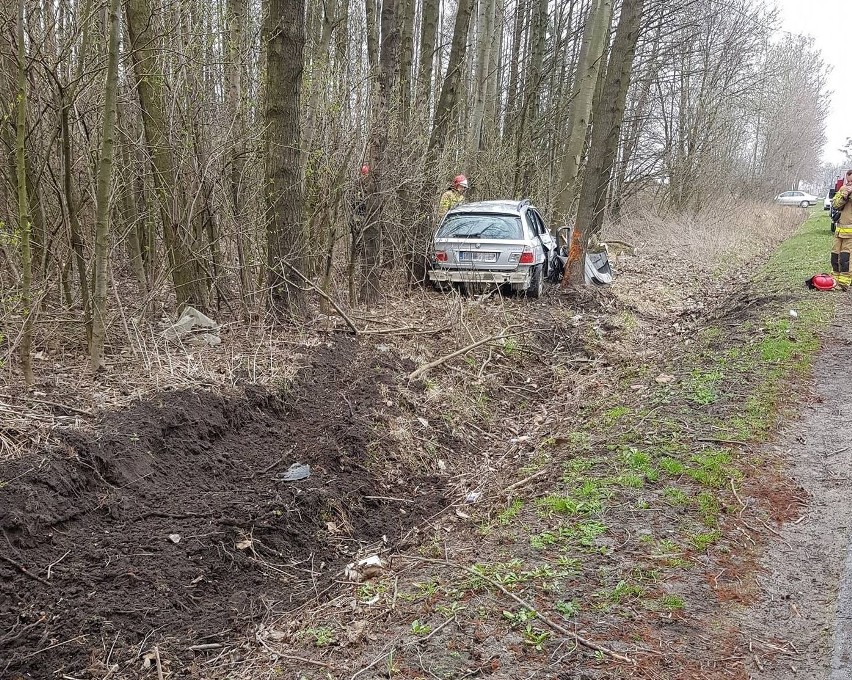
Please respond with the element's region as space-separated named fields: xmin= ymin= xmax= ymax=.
xmin=799 ymin=200 xmax=809 ymax=208
xmin=526 ymin=264 xmax=543 ymax=299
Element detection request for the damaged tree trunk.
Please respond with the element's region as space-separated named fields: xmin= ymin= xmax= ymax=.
xmin=565 ymin=0 xmax=644 ymax=287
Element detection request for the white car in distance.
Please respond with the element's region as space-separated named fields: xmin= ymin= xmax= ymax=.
xmin=774 ymin=190 xmax=818 ymax=208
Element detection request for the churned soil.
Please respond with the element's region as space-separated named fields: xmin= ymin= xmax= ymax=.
xmin=0 ymin=338 xmax=454 ymax=678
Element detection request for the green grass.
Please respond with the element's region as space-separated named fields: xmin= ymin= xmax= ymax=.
xmin=420 ymin=210 xmax=838 ymax=660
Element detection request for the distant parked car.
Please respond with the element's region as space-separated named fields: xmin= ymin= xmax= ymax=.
xmin=428 ymin=199 xmax=557 ymax=298
xmin=774 ymin=190 xmax=818 ymax=207
xmin=825 ymin=192 xmax=832 ymax=210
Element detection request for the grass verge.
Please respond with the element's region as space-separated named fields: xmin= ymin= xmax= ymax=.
xmin=395 ymin=208 xmax=839 ymax=672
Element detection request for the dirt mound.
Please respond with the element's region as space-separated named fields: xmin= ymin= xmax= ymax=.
xmin=0 ymin=339 xmax=449 ymax=677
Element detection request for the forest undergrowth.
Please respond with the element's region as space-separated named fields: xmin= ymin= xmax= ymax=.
xmin=0 ymin=204 xmax=835 ymax=679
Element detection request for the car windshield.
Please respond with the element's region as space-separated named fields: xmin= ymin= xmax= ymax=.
xmin=436 ymin=214 xmax=523 ymax=240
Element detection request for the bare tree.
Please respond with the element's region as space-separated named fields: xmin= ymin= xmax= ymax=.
xmin=567 ymin=0 xmax=644 ymax=285
xmin=89 ymin=0 xmax=121 ymax=371
xmin=15 ymin=0 xmax=33 ymax=386
xmin=265 ymin=0 xmax=308 ymax=318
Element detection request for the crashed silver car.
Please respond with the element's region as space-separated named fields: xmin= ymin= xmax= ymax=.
xmin=428 ymin=200 xmax=557 ymax=298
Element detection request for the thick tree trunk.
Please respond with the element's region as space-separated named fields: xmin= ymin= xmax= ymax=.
xmin=360 ymin=0 xmax=399 ymax=305
xmin=125 ymin=0 xmax=208 ymax=310
xmin=90 ymin=0 xmax=121 ymax=372
xmin=265 ymin=0 xmax=307 ymax=318
xmin=554 ymin=0 xmax=613 ymax=226
xmin=566 ymin=0 xmax=644 ymax=286
xmin=427 ymin=0 xmax=474 ymax=156
xmin=415 ymin=0 xmax=439 ymax=114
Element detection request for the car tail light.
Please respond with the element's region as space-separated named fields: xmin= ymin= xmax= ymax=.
xmin=435 ymin=250 xmax=448 ymax=262
xmin=519 ymin=247 xmax=534 ymax=264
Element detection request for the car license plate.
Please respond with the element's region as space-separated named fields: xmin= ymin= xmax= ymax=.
xmin=458 ymin=251 xmax=498 ymax=263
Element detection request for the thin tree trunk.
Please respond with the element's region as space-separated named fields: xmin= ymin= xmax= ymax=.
xmin=427 ymin=0 xmax=474 ymax=156
xmin=15 ymin=0 xmax=33 ymax=386
xmin=503 ymin=0 xmax=528 ymax=145
xmin=467 ymin=0 xmax=495 ymax=155
xmin=60 ymin=100 xmax=91 ymax=334
xmin=398 ymin=0 xmax=414 ymax=124
xmin=513 ymin=0 xmax=547 ymax=195
xmin=225 ymin=0 xmax=251 ymax=311
xmin=90 ymin=0 xmax=121 ymax=372
xmin=265 ymin=0 xmax=307 ymax=318
xmin=360 ymin=0 xmax=399 ymax=305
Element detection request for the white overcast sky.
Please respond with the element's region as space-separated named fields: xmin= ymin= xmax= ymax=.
xmin=776 ymin=0 xmax=846 ymax=164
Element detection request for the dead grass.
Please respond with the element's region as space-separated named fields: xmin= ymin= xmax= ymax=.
xmin=608 ymin=198 xmax=806 ymax=270
xmin=0 ymin=204 xmax=831 ymax=679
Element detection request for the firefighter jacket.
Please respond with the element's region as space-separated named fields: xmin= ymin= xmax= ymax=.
xmin=832 ymin=186 xmax=852 ymax=237
xmin=438 ymin=189 xmax=465 ymax=219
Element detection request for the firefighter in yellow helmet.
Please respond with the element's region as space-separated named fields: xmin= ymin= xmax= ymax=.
xmin=831 ymin=169 xmax=852 ymax=290
xmin=438 ymin=174 xmax=469 ymax=219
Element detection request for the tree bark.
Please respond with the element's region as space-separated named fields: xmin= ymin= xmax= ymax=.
xmin=265 ymin=0 xmax=307 ymax=318
xmin=15 ymin=0 xmax=33 ymax=386
xmin=90 ymin=0 xmax=121 ymax=372
xmin=125 ymin=0 xmax=208 ymax=310
xmin=554 ymin=0 xmax=613 ymax=226
xmin=566 ymin=0 xmax=644 ymax=286
xmin=415 ymin=0 xmax=439 ymax=114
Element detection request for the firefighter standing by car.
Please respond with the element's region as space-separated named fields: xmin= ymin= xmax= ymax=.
xmin=830 ymin=169 xmax=852 ymax=290
xmin=438 ymin=175 xmax=469 ymax=219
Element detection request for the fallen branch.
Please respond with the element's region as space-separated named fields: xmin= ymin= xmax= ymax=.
xmin=398 ymin=555 xmax=635 ymax=665
xmin=357 ymin=325 xmax=448 ymax=336
xmin=502 ymin=469 xmax=548 ymax=496
xmin=729 ymin=478 xmax=747 ymax=515
xmin=0 ymin=554 xmax=52 ymax=586
xmin=408 ymin=329 xmax=527 ymax=381
xmin=7 ymin=396 xmax=92 ymax=417
xmin=282 ymin=264 xmax=359 ymax=335
xmin=154 ymin=646 xmax=165 ymax=680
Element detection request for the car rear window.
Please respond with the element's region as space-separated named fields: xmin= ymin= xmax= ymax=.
xmin=436 ymin=214 xmax=523 ymax=240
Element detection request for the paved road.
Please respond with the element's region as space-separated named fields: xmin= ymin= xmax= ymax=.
xmin=741 ymin=304 xmax=852 ymax=679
